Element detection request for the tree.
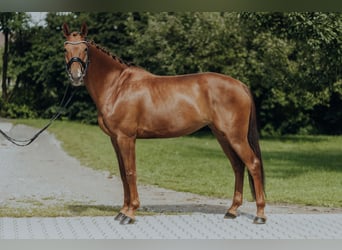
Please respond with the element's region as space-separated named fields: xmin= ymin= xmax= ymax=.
xmin=4 ymin=12 xmax=342 ymax=134
xmin=0 ymin=12 xmax=29 ymax=102
xmin=0 ymin=13 xmax=14 ymax=101
xmin=9 ymin=13 xmax=85 ymax=119
xmin=238 ymin=12 xmax=342 ymax=134
xmin=128 ymin=12 xmax=246 ymax=76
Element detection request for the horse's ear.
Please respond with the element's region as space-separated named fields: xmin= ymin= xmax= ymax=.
xmin=80 ymin=22 xmax=88 ymax=37
xmin=62 ymin=23 xmax=70 ymax=37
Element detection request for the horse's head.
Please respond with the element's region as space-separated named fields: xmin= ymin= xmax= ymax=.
xmin=63 ymin=23 xmax=89 ymax=86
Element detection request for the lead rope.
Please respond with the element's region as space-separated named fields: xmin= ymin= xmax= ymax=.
xmin=0 ymin=85 xmax=76 ymax=146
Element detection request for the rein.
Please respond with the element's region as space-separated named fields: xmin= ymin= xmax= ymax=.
xmin=0 ymin=40 xmax=88 ymax=147
xmin=0 ymin=85 xmax=76 ymax=147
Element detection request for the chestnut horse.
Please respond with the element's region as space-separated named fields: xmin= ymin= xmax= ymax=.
xmin=63 ymin=23 xmax=266 ymax=225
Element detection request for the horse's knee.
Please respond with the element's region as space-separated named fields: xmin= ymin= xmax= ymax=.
xmin=125 ymin=170 xmax=136 ymax=182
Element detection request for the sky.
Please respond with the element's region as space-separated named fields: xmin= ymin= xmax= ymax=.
xmin=27 ymin=12 xmax=47 ymax=26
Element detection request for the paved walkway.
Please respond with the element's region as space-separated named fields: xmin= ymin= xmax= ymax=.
xmin=0 ymin=120 xmax=341 ymax=239
xmin=0 ymin=214 xmax=342 ymax=239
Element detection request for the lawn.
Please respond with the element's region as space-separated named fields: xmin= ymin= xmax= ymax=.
xmin=15 ymin=119 xmax=342 ymax=208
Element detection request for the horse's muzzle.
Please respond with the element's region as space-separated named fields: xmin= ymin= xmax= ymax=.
xmin=66 ymin=57 xmax=88 ymax=86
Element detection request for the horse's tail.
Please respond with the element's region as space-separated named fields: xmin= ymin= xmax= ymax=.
xmin=245 ymin=87 xmax=265 ymax=200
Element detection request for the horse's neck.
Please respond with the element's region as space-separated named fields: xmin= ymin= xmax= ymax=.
xmin=84 ymin=45 xmax=127 ymax=109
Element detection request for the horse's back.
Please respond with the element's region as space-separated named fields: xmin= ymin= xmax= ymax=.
xmin=119 ymin=69 xmax=252 ymax=121
xmin=153 ymin=72 xmax=252 ymax=112
xmin=107 ymin=69 xmax=252 ymax=138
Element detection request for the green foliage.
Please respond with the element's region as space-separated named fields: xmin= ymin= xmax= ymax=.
xmin=128 ymin=13 xmax=246 ymax=77
xmin=239 ymin=12 xmax=342 ymax=134
xmin=2 ymin=12 xmax=342 ymax=135
xmin=0 ymin=12 xmax=30 ymax=102
xmin=0 ymin=101 xmax=37 ymax=118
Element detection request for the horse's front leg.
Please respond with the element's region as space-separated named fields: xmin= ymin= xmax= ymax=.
xmin=111 ymin=138 xmax=130 ymax=222
xmin=115 ymin=134 xmax=140 ymax=225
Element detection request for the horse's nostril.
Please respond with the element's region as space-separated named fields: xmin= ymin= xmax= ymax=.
xmin=70 ymin=76 xmax=84 ymax=87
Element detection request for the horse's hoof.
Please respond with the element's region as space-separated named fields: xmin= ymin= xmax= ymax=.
xmin=224 ymin=212 xmax=237 ymax=219
xmin=120 ymin=215 xmax=136 ymax=225
xmin=253 ymin=216 xmax=266 ymax=224
xmin=114 ymin=212 xmax=126 ymax=221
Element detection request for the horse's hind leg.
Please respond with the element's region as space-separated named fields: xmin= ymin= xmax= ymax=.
xmin=229 ymin=136 xmax=266 ymax=223
xmin=211 ymin=129 xmax=245 ymax=219
xmin=211 ymin=124 xmax=266 ymax=224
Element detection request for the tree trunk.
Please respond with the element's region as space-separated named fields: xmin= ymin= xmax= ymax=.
xmin=1 ymin=28 xmax=9 ymax=102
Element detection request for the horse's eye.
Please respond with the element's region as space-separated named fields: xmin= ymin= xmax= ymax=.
xmin=64 ymin=48 xmax=67 ymax=53
xmin=84 ymin=47 xmax=88 ymax=52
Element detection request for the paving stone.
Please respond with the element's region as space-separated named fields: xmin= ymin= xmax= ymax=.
xmin=0 ymin=214 xmax=341 ymax=239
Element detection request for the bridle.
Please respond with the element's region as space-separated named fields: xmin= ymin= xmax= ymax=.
xmin=64 ymin=40 xmax=89 ymax=82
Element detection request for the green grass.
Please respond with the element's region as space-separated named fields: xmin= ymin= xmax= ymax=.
xmin=14 ymin=119 xmax=342 ymax=208
xmin=0 ymin=202 xmax=156 ymax=217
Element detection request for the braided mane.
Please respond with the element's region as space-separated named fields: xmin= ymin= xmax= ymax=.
xmin=89 ymin=40 xmax=134 ymax=66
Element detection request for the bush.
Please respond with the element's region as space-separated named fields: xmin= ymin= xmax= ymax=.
xmin=0 ymin=101 xmax=37 ymax=119
xmin=67 ymin=101 xmax=97 ymax=124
